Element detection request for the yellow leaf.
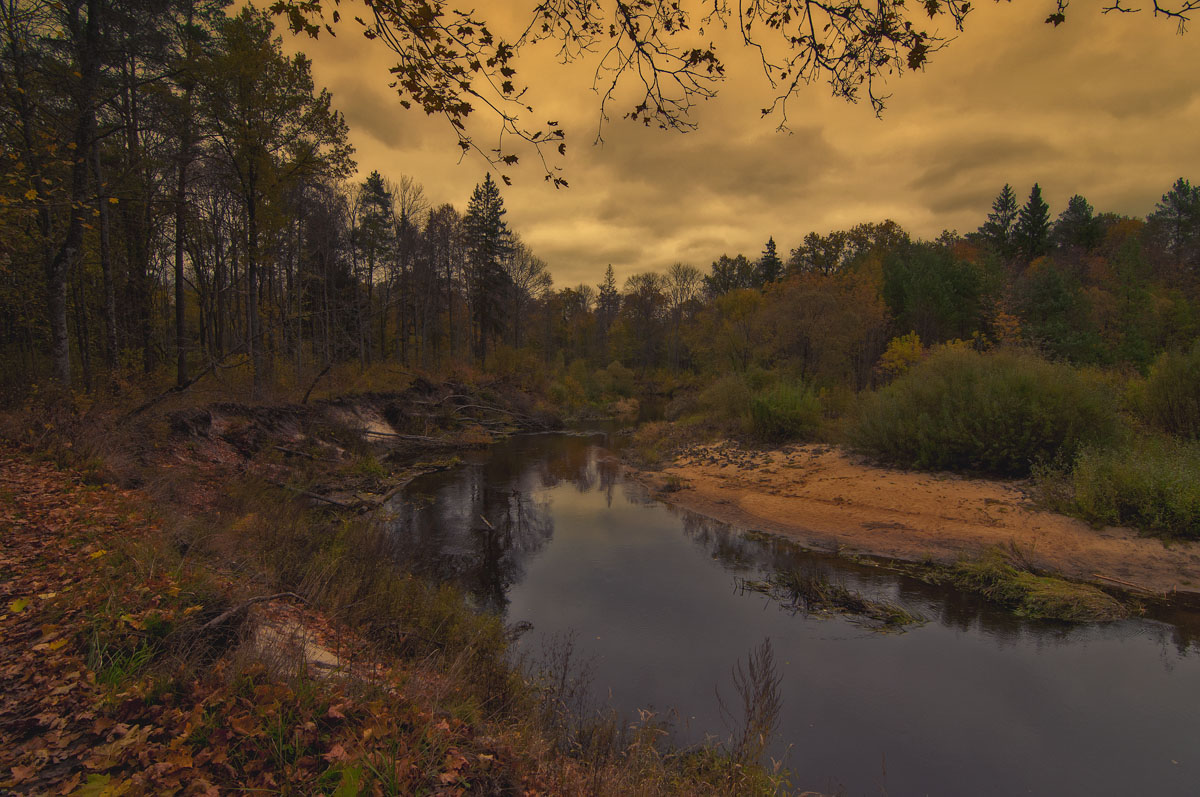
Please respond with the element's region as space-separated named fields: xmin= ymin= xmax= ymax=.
xmin=48 ymin=638 xmax=69 ymax=651
xmin=24 ymin=188 xmax=36 ymax=200
xmin=73 ymin=773 xmax=111 ymax=796
xmin=89 ymin=549 xmax=108 ymax=559
xmin=107 ymin=197 xmax=118 ymax=205
xmin=9 ymin=598 xmax=29 ymax=613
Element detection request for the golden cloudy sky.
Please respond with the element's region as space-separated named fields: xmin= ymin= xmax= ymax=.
xmin=281 ymin=2 xmax=1200 ymax=287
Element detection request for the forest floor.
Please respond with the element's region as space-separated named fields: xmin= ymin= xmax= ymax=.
xmin=636 ymin=441 xmax=1200 ymax=598
xmin=0 ymin=443 xmax=564 ymax=795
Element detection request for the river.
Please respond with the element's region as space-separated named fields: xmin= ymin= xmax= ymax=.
xmin=386 ymin=430 xmax=1200 ymax=796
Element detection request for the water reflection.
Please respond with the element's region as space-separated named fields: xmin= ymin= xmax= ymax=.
xmin=388 ymin=432 xmax=1200 ymax=796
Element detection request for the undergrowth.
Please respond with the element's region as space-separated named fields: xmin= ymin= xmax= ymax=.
xmin=1058 ymin=436 xmax=1200 ymax=539
xmin=747 ymin=383 xmax=823 ymax=442
xmin=1138 ymin=341 xmax=1200 ymax=439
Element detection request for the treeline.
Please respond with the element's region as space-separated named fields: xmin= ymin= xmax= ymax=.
xmin=539 ymin=178 xmax=1198 ymax=405
xmin=3 ymin=2 xmax=1199 ymax=403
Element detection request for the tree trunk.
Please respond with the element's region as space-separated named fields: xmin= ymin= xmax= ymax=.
xmin=91 ymin=144 xmax=118 ymax=371
xmin=45 ymin=0 xmax=106 ymax=386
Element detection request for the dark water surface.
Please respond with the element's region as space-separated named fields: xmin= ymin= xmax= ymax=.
xmin=389 ymin=432 xmax=1200 ymax=796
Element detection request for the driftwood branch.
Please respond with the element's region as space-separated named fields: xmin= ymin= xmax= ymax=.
xmin=266 ymin=478 xmax=354 ymax=508
xmin=200 ymin=592 xmax=305 ymax=631
xmin=119 ymin=346 xmax=249 ymax=424
xmin=302 ymin=362 xmax=333 ymax=405
xmin=1092 ymin=573 xmax=1164 ymax=595
xmin=361 ymin=430 xmax=451 ymax=444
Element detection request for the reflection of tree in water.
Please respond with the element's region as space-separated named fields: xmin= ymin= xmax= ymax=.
xmin=392 ymin=469 xmax=554 ymax=612
xmin=673 ymin=509 xmax=1110 ymax=646
xmin=388 ymin=433 xmax=616 ymax=612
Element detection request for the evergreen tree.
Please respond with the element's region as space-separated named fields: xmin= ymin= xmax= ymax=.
xmin=757 ymin=237 xmax=783 ymax=286
xmin=979 ymin=184 xmax=1018 ymax=258
xmin=462 ymin=173 xmax=512 ymax=364
xmin=1015 ymin=183 xmax=1051 ymax=262
xmin=352 ymin=171 xmax=395 ymax=362
xmin=1052 ymin=194 xmax=1102 ymax=254
xmin=1147 ymin=177 xmax=1200 ymax=271
xmin=596 ymin=264 xmax=620 ymax=357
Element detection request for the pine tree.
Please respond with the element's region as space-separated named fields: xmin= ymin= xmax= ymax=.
xmin=1052 ymin=194 xmax=1101 ymax=253
xmin=1015 ymin=183 xmax=1051 ymax=262
xmin=352 ymin=171 xmax=394 ymax=362
xmin=758 ymin=237 xmax=783 ymax=286
xmin=979 ymin=184 xmax=1018 ymax=258
xmin=462 ymin=173 xmax=512 ymax=363
xmin=1147 ymin=177 xmax=1200 ymax=271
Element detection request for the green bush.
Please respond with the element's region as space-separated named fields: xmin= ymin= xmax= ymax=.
xmin=747 ymin=383 xmax=822 ymax=442
xmin=849 ymin=348 xmax=1120 ymax=476
xmin=697 ymin=373 xmax=753 ymax=423
xmin=1070 ymin=436 xmax=1200 ymax=539
xmin=1141 ymin=341 xmax=1200 ymax=439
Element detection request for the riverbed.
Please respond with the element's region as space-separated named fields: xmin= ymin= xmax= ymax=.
xmin=387 ymin=431 xmax=1200 ymax=796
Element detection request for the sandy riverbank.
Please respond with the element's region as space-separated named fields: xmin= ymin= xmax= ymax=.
xmin=635 ymin=441 xmax=1200 ymax=596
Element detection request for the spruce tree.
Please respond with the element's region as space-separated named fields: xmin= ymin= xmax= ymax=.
xmin=1147 ymin=177 xmax=1200 ymax=270
xmin=1015 ymin=183 xmax=1051 ymax=262
xmin=596 ymin=264 xmax=620 ymax=357
xmin=979 ymin=184 xmax=1018 ymax=258
xmin=758 ymin=237 xmax=783 ymax=286
xmin=463 ymin=173 xmax=512 ymax=364
xmin=1052 ymin=194 xmax=1101 ymax=253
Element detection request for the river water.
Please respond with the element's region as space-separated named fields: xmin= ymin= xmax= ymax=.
xmin=387 ymin=431 xmax=1200 ymax=796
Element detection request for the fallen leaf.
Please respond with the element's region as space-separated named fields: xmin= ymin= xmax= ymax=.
xmin=322 ymin=743 xmax=350 ymax=763
xmin=10 ymin=764 xmax=36 ymax=783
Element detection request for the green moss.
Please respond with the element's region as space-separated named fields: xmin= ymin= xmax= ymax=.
xmin=943 ymin=551 xmax=1128 ymax=622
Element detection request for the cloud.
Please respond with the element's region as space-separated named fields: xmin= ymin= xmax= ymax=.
xmin=282 ymin=0 xmax=1200 ymax=288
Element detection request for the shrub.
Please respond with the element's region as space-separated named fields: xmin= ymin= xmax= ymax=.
xmin=1070 ymin=436 xmax=1200 ymax=539
xmin=1141 ymin=341 xmax=1200 ymax=439
xmin=697 ymin=373 xmax=753 ymax=423
xmin=876 ymin=332 xmax=926 ymax=380
xmin=746 ymin=383 xmax=822 ymax=442
xmin=849 ymin=348 xmax=1120 ymax=476
xmin=595 ymin=360 xmax=637 ymax=398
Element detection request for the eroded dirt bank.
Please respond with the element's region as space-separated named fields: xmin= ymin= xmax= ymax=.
xmin=637 ymin=441 xmax=1200 ymax=597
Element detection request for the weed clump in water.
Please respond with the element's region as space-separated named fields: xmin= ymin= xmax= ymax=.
xmin=940 ymin=549 xmax=1129 ymax=622
xmin=744 ymin=569 xmax=923 ymax=630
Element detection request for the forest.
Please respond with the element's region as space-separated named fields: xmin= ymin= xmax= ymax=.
xmin=4 ymin=1 xmax=1200 ymax=795
xmin=3 ymin=2 xmax=1199 ymax=401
